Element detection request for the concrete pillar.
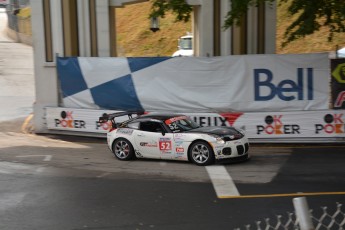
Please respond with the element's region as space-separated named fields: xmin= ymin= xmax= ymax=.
xmin=188 ymin=0 xmax=213 ymax=57
xmin=31 ymin=0 xmax=60 ymax=132
xmin=96 ymin=0 xmax=110 ymax=57
xmin=77 ymin=0 xmax=91 ymax=57
xmin=220 ymin=0 xmax=231 ymax=56
xmin=247 ymin=5 xmax=258 ymax=54
xmin=265 ymin=1 xmax=276 ymax=54
xmin=50 ymin=0 xmax=64 ymax=56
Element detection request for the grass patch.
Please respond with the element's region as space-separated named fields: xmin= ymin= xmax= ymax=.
xmin=115 ymin=1 xmax=345 ymax=56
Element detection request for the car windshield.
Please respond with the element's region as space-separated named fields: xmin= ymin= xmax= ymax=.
xmin=179 ymin=38 xmax=192 ymax=50
xmin=165 ymin=116 xmax=200 ymax=132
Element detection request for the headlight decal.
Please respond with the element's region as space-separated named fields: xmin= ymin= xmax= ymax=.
xmin=209 ymin=134 xmax=225 ymax=144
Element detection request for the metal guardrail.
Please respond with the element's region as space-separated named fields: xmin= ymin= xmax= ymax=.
xmin=234 ymin=198 xmax=345 ymax=230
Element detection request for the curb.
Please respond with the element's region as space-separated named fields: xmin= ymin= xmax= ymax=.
xmin=21 ymin=113 xmax=34 ymax=134
xmin=6 ymin=27 xmax=32 ymax=46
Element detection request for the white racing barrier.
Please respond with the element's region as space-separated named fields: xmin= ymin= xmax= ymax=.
xmin=46 ymin=107 xmax=345 ymax=142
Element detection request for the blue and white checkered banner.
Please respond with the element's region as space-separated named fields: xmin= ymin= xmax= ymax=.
xmin=57 ymin=53 xmax=330 ymax=112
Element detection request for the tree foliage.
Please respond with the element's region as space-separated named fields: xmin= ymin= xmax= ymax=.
xmin=149 ymin=0 xmax=345 ymax=46
xmin=279 ymin=0 xmax=345 ymax=46
xmin=149 ymin=0 xmax=193 ymax=22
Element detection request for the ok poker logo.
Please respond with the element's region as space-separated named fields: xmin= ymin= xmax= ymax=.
xmin=315 ymin=113 xmax=344 ymax=134
xmin=55 ymin=111 xmax=86 ymax=129
xmin=257 ymin=115 xmax=300 ymax=135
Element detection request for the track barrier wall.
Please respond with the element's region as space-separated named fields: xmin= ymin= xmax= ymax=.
xmin=46 ymin=107 xmax=345 ymax=142
xmin=50 ymin=54 xmax=345 ymax=142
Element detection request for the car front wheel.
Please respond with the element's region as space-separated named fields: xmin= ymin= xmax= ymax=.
xmin=112 ymin=138 xmax=135 ymax=161
xmin=189 ymin=141 xmax=215 ymax=166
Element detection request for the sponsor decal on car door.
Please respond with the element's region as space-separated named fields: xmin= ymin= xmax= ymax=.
xmin=134 ymin=132 xmax=175 ymax=159
xmin=133 ymin=131 xmax=160 ymax=159
xmin=158 ymin=135 xmax=174 ymax=159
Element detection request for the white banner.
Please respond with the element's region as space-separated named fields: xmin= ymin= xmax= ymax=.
xmin=46 ymin=108 xmax=345 ymax=140
xmin=133 ymin=53 xmax=330 ymax=112
xmin=57 ymin=53 xmax=330 ymax=112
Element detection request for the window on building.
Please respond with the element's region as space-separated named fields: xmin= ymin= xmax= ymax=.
xmin=43 ymin=0 xmax=53 ymax=62
xmin=61 ymin=0 xmax=79 ymax=56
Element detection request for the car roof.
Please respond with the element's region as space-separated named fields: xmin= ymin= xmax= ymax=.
xmin=136 ymin=113 xmax=185 ymax=122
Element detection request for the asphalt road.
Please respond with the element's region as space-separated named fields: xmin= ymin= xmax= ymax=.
xmin=1 ymin=123 xmax=345 ymax=230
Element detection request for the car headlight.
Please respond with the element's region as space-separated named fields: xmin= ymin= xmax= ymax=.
xmin=209 ymin=134 xmax=225 ymax=144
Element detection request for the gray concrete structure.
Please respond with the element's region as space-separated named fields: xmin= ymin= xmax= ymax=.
xmin=30 ymin=0 xmax=276 ymax=133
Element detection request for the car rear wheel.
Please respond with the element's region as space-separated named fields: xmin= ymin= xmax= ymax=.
xmin=112 ymin=138 xmax=135 ymax=161
xmin=189 ymin=141 xmax=215 ymax=166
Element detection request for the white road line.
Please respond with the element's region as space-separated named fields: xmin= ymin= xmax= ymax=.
xmin=0 ymin=193 xmax=27 ymax=211
xmin=35 ymin=167 xmax=46 ymax=173
xmin=16 ymin=155 xmax=53 ymax=161
xmin=206 ymin=165 xmax=240 ymax=198
xmin=0 ymin=169 xmax=11 ymax=174
xmin=43 ymin=155 xmax=52 ymax=161
xmin=96 ymin=172 xmax=111 ymax=178
xmin=0 ymin=162 xmax=40 ymax=175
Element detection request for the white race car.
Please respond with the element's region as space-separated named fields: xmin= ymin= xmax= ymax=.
xmin=100 ymin=112 xmax=249 ymax=166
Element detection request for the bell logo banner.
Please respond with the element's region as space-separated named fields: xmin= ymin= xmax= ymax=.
xmin=57 ymin=53 xmax=329 ymax=112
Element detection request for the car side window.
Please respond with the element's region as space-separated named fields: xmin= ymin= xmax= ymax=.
xmin=140 ymin=121 xmax=163 ymax=133
xmin=127 ymin=121 xmax=139 ymax=129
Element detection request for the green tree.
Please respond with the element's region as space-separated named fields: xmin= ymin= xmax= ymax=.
xmin=150 ymin=0 xmax=345 ymax=46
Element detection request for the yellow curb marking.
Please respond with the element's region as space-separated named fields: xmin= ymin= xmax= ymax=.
xmin=21 ymin=113 xmax=33 ymax=133
xmin=219 ymin=191 xmax=345 ymax=199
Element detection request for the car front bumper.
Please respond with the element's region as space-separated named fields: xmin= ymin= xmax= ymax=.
xmin=216 ymin=153 xmax=250 ymax=164
xmin=212 ymin=138 xmax=249 ymax=161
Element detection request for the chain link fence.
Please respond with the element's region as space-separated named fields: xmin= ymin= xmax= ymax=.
xmin=234 ymin=200 xmax=345 ymax=230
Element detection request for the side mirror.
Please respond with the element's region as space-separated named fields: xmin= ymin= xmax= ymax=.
xmin=161 ymin=130 xmax=166 ymax=136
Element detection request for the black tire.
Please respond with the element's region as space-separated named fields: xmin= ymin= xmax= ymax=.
xmin=188 ymin=141 xmax=215 ymax=166
xmin=112 ymin=138 xmax=135 ymax=161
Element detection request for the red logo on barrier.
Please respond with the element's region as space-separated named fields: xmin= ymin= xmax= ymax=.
xmin=334 ymin=91 xmax=345 ymax=108
xmin=219 ymin=113 xmax=244 ymax=126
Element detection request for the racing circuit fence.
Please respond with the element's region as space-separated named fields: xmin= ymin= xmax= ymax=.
xmin=234 ymin=198 xmax=345 ymax=230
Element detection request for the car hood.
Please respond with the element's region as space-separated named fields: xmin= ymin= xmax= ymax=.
xmin=185 ymin=126 xmax=242 ymax=136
